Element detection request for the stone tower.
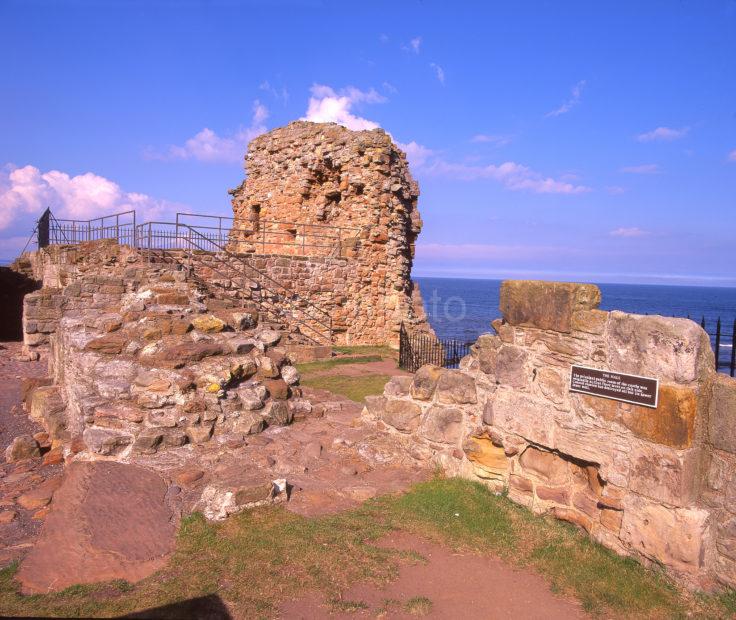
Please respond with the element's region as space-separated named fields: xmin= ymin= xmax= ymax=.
xmin=228 ymin=121 xmax=429 ymax=345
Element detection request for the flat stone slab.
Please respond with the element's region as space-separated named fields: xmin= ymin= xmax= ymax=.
xmin=17 ymin=461 xmax=176 ymax=594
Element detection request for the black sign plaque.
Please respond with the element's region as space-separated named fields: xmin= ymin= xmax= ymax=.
xmin=569 ymin=365 xmax=659 ymax=408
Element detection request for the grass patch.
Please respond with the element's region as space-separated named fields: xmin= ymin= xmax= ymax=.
xmin=300 ymin=373 xmax=391 ymax=403
xmin=2 ymin=478 xmax=734 ymax=619
xmin=297 ymin=354 xmax=384 ymax=374
xmin=333 ymin=345 xmax=396 ymax=358
xmin=405 ymin=595 xmax=433 ymax=615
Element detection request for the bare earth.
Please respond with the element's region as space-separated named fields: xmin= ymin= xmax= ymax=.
xmin=280 ymin=531 xmax=588 ymax=619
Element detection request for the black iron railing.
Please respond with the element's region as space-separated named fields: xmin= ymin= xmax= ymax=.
xmin=399 ymin=322 xmax=472 ymax=372
xmin=698 ymin=316 xmax=735 ymax=377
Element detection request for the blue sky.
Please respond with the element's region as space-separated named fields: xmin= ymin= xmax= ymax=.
xmin=1 ymin=0 xmax=735 ymax=285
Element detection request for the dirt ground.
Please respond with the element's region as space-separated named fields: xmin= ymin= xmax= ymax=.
xmin=280 ymin=531 xmax=588 ymax=619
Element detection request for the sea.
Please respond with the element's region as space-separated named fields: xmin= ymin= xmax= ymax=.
xmin=414 ymin=277 xmax=736 ymax=366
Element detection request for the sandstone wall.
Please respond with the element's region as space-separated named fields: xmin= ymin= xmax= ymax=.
xmin=20 ymin=239 xmax=313 ymax=461
xmin=229 ymin=121 xmax=428 ymax=345
xmin=365 ymin=279 xmax=736 ymax=590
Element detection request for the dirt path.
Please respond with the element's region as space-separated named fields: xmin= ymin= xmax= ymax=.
xmin=0 ymin=341 xmax=63 ymax=569
xmin=280 ymin=531 xmax=588 ymax=619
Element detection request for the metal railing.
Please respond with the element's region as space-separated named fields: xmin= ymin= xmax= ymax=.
xmin=399 ymin=322 xmax=473 ymax=372
xmin=698 ymin=316 xmax=735 ymax=377
xmin=47 ymin=211 xmax=136 ymax=246
xmin=37 ymin=208 xmax=347 ymax=345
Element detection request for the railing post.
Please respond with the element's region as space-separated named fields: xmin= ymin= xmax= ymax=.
xmin=731 ymin=319 xmax=736 ymax=378
xmin=37 ymin=208 xmax=51 ymax=248
xmin=715 ymin=318 xmax=722 ymax=372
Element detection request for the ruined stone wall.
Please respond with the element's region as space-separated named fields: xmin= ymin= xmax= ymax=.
xmin=229 ymin=121 xmax=427 ymax=345
xmin=365 ymin=279 xmax=736 ymax=590
xmin=21 ymin=240 xmax=313 ymax=461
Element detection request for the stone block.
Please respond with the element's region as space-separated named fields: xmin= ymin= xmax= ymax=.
xmin=436 ymin=370 xmax=477 ymax=404
xmin=410 ymin=365 xmax=442 ymax=401
xmin=571 ymin=309 xmax=608 ymax=335
xmin=500 ymin=280 xmax=601 ymax=333
xmin=495 ymin=345 xmax=529 ymax=388
xmin=4 ymin=435 xmax=41 ymax=463
xmin=710 ymin=374 xmax=736 ymax=454
xmin=83 ymin=427 xmax=133 ymax=456
xmin=384 ymin=375 xmax=412 ymax=397
xmin=535 ymin=485 xmax=570 ymax=505
xmin=463 ymin=435 xmax=508 ymax=480
xmin=518 ymin=447 xmax=569 ymax=485
xmin=551 ymin=506 xmax=593 ymax=532
xmin=621 ymin=385 xmax=698 ymax=449
xmin=492 ymin=390 xmax=555 ymax=447
xmin=84 ymin=333 xmax=128 ymax=354
xmin=621 ymin=495 xmax=710 ymax=574
xmin=381 ymin=399 xmax=422 ymax=433
xmin=419 ymin=405 xmax=464 ymax=444
xmin=628 ymin=443 xmax=700 ymax=507
xmin=607 ymin=312 xmax=713 ymax=384
xmin=192 ymin=314 xmax=226 ymax=333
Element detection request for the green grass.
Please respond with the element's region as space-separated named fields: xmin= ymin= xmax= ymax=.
xmin=300 ymin=373 xmax=392 ymax=403
xmin=297 ymin=354 xmax=384 ymax=374
xmin=333 ymin=345 xmax=396 ymax=358
xmin=1 ymin=478 xmax=734 ymax=619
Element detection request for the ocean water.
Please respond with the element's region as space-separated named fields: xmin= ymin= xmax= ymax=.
xmin=414 ymin=277 xmax=736 ymax=362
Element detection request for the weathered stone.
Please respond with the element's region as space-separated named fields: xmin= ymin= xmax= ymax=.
xmin=500 ymin=280 xmax=601 ymax=333
xmin=94 ymin=404 xmax=145 ymax=424
xmin=481 ymin=399 xmax=494 ymax=425
xmin=29 ymin=386 xmax=68 ymax=440
xmin=363 ymin=395 xmax=386 ymax=419
xmin=463 ymin=435 xmax=508 ymax=479
xmin=621 ymin=495 xmax=710 ymax=573
xmin=16 ymin=477 xmax=62 ymax=511
xmin=257 ymin=356 xmax=280 ymax=379
xmin=621 ymin=385 xmax=698 ymax=449
xmin=419 ymin=405 xmax=463 ymax=444
xmin=4 ymin=435 xmax=41 ymax=463
xmin=173 ymin=469 xmax=204 ymax=486
xmin=152 ymin=341 xmax=223 ymax=368
xmin=410 ymin=365 xmax=442 ymax=401
xmin=257 ymin=329 xmax=282 ymax=347
xmin=628 ymin=444 xmax=699 ymax=507
xmin=185 ymin=423 xmax=213 ymax=444
xmin=551 ymin=506 xmax=593 ymax=532
xmin=83 ymin=428 xmax=133 ymax=456
xmin=710 ymin=374 xmax=736 ymax=453
xmin=536 ymin=485 xmax=570 ymax=505
xmin=263 ymin=378 xmax=290 ymax=400
xmin=495 ymin=346 xmax=529 ymax=388
xmin=384 ymin=375 xmax=412 ymax=397
xmin=381 ymin=399 xmax=422 ymax=433
xmin=607 ymin=312 xmax=713 ymax=384
xmin=84 ymin=333 xmax=128 ymax=354
xmin=600 ymin=508 xmax=623 ymax=532
xmin=262 ymin=401 xmax=293 ymax=426
xmin=227 ymin=337 xmax=256 ymax=355
xmin=234 ymin=410 xmax=267 ymax=435
xmin=519 ymin=447 xmax=569 ymax=485
xmin=571 ymin=309 xmax=608 ymax=335
xmin=237 ymin=387 xmax=265 ymax=410
xmin=288 ymin=398 xmax=313 ymax=421
xmin=192 ymin=314 xmax=226 ymax=333
xmin=536 ymin=367 xmax=566 ymax=404
xmin=436 ymin=370 xmax=477 ymax=404
xmin=571 ymin=490 xmax=600 ymax=518
xmin=280 ymin=365 xmax=300 ymax=385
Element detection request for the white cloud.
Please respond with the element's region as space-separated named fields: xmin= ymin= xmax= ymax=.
xmin=605 ymin=185 xmax=627 ymax=195
xmin=728 ymin=149 xmax=736 ymax=162
xmin=382 ymin=81 xmax=398 ymax=94
xmin=0 ymin=163 xmax=181 ymax=231
xmin=302 ymin=84 xmax=386 ymax=131
xmin=379 ymin=33 xmax=389 ymax=44
xmin=546 ymin=80 xmax=586 ymax=117
xmin=610 ymin=227 xmax=648 ymax=237
xmin=429 ymin=62 xmax=445 ymax=85
xmin=259 ymin=81 xmax=289 ymax=106
xmin=404 ymin=36 xmax=422 ymax=53
xmin=397 ymin=141 xmax=435 ymax=168
xmin=620 ymin=164 xmax=661 ymax=174
xmin=636 ymin=126 xmax=689 ymax=142
xmin=146 ymin=100 xmax=269 ymax=164
xmin=471 ymin=134 xmax=512 ymax=146
xmin=423 ymin=159 xmax=590 ymax=194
